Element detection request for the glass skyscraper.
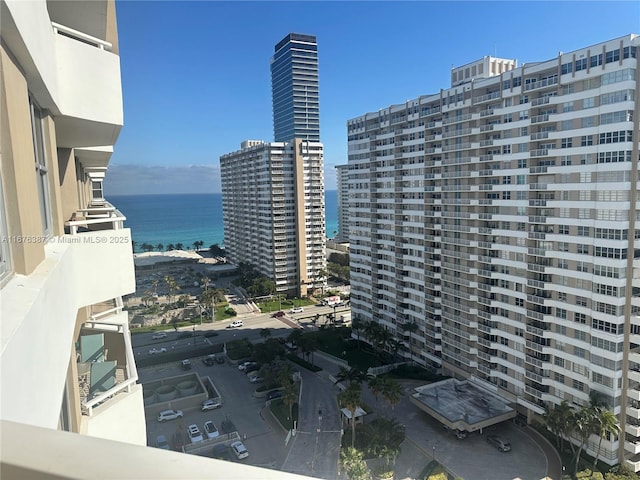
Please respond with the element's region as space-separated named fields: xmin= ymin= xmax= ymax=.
xmin=270 ymin=33 xmax=319 ymax=142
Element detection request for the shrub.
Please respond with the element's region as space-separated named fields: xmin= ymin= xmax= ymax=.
xmin=286 ymin=353 xmax=322 ymax=372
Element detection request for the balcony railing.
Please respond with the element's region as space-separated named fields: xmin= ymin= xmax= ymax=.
xmin=79 ymin=301 xmax=138 ymax=416
xmin=67 ymin=202 xmax=126 ymax=234
xmin=52 ymin=22 xmax=113 ymax=51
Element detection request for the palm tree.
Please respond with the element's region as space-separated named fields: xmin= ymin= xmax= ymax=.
xmin=141 ymin=242 xmax=153 ymax=252
xmin=164 ymin=275 xmax=180 ymax=307
xmin=380 ymin=377 xmax=403 ymax=412
xmin=340 ymin=447 xmax=370 ymax=480
xmin=351 ymin=317 xmax=364 ymax=348
xmin=335 ymin=367 xmax=367 ymax=387
xmin=591 ymin=407 xmax=620 ymax=472
xmin=282 ymin=380 xmax=298 ymax=426
xmin=201 ymin=276 xmax=211 ymax=291
xmin=175 ymin=242 xmax=184 ymax=251
xmin=338 ymin=383 xmax=362 ymax=448
xmin=367 ymin=376 xmax=385 ymax=404
xmin=571 ymin=405 xmax=597 ymax=477
xmin=166 ymin=243 xmax=175 ymax=251
xmin=156 ymin=243 xmax=164 ymax=252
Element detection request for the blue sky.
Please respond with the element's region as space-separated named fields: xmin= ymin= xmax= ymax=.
xmin=105 ymin=1 xmax=640 ymax=195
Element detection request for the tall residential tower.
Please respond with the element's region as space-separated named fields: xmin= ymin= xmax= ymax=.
xmin=221 ymin=140 xmax=325 ymax=296
xmin=348 ymin=35 xmax=640 ymax=469
xmin=335 ymin=164 xmax=350 ymax=243
xmin=271 ymin=33 xmax=320 ymax=142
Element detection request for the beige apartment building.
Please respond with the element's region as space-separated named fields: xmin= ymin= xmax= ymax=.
xmin=0 ymin=2 xmax=317 ymax=478
xmin=220 ymin=139 xmax=326 ymax=296
xmin=335 ymin=164 xmax=350 ymax=243
xmin=347 ymin=34 xmax=640 ymax=468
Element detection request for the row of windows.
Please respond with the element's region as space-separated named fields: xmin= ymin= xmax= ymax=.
xmin=598 ymin=130 xmax=634 ymax=144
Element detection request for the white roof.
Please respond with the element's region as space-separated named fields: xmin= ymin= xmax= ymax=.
xmin=133 ymin=250 xmax=202 ymax=266
xmin=340 ymin=407 xmax=367 ymax=419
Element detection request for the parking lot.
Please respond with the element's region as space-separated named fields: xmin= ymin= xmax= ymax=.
xmin=140 ymin=353 xmax=289 ymax=469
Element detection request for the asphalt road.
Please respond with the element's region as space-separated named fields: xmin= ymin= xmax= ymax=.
xmin=280 ymin=367 xmax=342 ymax=479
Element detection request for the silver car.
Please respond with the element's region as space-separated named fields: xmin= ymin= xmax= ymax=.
xmin=486 ymin=435 xmax=511 ymax=452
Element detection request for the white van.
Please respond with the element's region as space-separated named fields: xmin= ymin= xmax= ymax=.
xmin=227 ymin=319 xmax=243 ymax=329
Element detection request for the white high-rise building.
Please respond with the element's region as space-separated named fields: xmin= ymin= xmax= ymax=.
xmin=335 ymin=164 xmax=350 ymax=242
xmin=221 ymin=140 xmax=326 ymax=296
xmin=348 ymin=34 xmax=640 ymax=469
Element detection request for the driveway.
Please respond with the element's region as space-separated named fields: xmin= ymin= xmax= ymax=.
xmin=312 ymin=354 xmax=552 ymax=480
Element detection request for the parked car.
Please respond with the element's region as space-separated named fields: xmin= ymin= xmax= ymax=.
xmin=157 ymin=409 xmax=183 ymax=422
xmin=201 ymin=399 xmax=222 ymax=411
xmin=249 ymin=375 xmax=264 ymax=384
xmin=187 ymin=424 xmax=203 ymax=443
xmin=486 ymin=435 xmax=511 ymax=452
xmin=152 ymin=332 xmax=167 ymax=340
xmin=245 ymin=364 xmax=260 ymax=375
xmin=238 ymin=361 xmax=257 ymax=371
xmin=271 ymin=311 xmax=285 ymax=318
xmin=267 ymin=390 xmax=283 ymax=400
xmin=155 ymin=434 xmax=170 ymax=450
xmin=181 ymin=359 xmax=192 ymax=370
xmin=215 ymin=355 xmax=225 ymax=364
xmin=289 ymin=307 xmax=304 ymax=314
xmin=148 ymin=347 xmax=167 ymax=355
xmin=227 ymin=319 xmax=243 ymax=328
xmin=203 ymin=420 xmax=219 ymax=439
xmin=230 ymin=440 xmax=249 ymax=459
xmin=202 ymin=355 xmax=216 ymax=366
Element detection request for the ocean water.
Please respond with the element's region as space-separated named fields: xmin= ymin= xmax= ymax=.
xmin=109 ymin=191 xmax=338 ymax=252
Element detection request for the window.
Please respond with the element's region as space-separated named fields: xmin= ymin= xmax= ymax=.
xmin=583 ymin=97 xmax=595 ymax=109
xmin=30 ymin=98 xmax=52 ymax=236
xmin=559 ymin=225 xmax=569 ymax=234
xmin=502 ymin=176 xmax=511 ymax=185
xmin=562 ymin=102 xmax=574 ymax=113
xmin=561 ymin=138 xmax=573 ymax=148
xmin=575 ymin=312 xmax=586 ymax=324
xmin=573 ymin=379 xmax=585 ymax=391
xmin=581 ymin=135 xmax=593 ymax=146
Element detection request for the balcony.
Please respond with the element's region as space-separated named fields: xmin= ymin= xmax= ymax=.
xmin=628 ymin=405 xmax=640 ymax=420
xmin=78 ymin=304 xmax=139 ymax=417
xmin=53 ymin=22 xmax=123 ymax=148
xmin=626 ymin=440 xmax=640 ymax=455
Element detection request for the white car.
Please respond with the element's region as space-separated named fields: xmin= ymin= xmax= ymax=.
xmin=203 ymin=420 xmax=219 ymax=439
xmin=187 ymin=424 xmax=203 ymax=443
xmin=238 ymin=361 xmax=257 ymax=371
xmin=148 ymin=347 xmax=167 ymax=355
xmin=289 ymin=307 xmax=304 ymax=314
xmin=230 ymin=440 xmax=249 ymax=459
xmin=227 ymin=319 xmax=243 ymax=328
xmin=157 ymin=409 xmax=183 ymax=422
xmin=201 ymin=399 xmax=222 ymax=411
xmin=249 ymin=375 xmax=264 ymax=384
xmin=152 ymin=332 xmax=167 ymax=340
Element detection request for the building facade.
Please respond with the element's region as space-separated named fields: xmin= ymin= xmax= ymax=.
xmin=220 ymin=140 xmax=326 ymax=296
xmin=271 ymin=33 xmax=320 ymax=143
xmin=1 ymin=0 xmax=145 ymax=450
xmin=348 ymin=34 xmax=640 ymax=468
xmin=335 ymin=164 xmax=350 ymax=242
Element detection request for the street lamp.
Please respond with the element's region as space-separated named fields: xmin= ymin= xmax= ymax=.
xmin=432 ymin=444 xmax=436 ymax=462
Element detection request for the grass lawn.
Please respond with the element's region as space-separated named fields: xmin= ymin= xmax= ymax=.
xmin=258 ymin=297 xmax=315 ymax=313
xmin=269 ymin=399 xmax=299 ymax=430
xmin=306 ymin=329 xmax=382 ymax=370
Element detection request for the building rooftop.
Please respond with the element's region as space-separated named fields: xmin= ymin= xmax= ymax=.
xmin=410 ymin=378 xmax=516 ymax=432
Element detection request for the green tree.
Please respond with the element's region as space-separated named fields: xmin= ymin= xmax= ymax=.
xmin=572 ymin=405 xmax=598 ymax=478
xmin=380 ymin=377 xmax=403 ymax=412
xmin=175 ymin=242 xmax=184 ymax=250
xmin=367 ymin=376 xmax=385 ymax=404
xmin=592 ymin=407 xmax=620 ymax=473
xmin=338 ymin=384 xmax=362 ymax=448
xmin=282 ymin=380 xmax=298 ymax=426
xmin=260 ymin=328 xmax=272 ymax=342
xmin=156 ymin=243 xmax=164 ymax=252
xmin=340 ymin=447 xmax=370 ymax=480
xmin=164 ymin=275 xmax=180 ymax=307
xmin=166 ymin=243 xmax=175 ymax=251
xmin=335 ymin=367 xmax=367 ymax=386
xmin=210 ymin=243 xmax=225 ymax=257
xmin=141 ymin=242 xmax=153 ymax=252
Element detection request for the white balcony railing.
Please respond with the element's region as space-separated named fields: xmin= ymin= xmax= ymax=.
xmin=52 ymin=21 xmax=113 ymax=51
